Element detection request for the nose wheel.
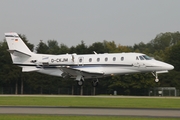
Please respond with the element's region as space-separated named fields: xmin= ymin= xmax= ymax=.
xmin=155 ymin=78 xmax=159 ymax=82
xmin=152 ymin=72 xmax=159 ymax=82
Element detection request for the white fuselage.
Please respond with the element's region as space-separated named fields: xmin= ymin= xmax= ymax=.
xmin=19 ymin=52 xmax=174 ymax=79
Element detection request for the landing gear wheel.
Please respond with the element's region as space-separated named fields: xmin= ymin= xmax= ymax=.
xmin=77 ymin=80 xmax=84 ymax=86
xmin=152 ymin=72 xmax=159 ymax=83
xmin=92 ymin=79 xmax=99 ymax=87
xmin=155 ymin=78 xmax=159 ymax=82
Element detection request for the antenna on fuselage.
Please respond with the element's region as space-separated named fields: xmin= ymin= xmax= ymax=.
xmin=93 ymin=51 xmax=97 ymax=54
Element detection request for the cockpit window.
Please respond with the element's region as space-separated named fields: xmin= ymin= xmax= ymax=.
xmin=139 ymin=55 xmax=152 ymax=60
xmin=142 ymin=55 xmax=152 ymax=60
xmin=139 ymin=56 xmax=144 ymax=60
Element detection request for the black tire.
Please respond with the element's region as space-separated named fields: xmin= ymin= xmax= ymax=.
xmin=77 ymin=80 xmax=84 ymax=86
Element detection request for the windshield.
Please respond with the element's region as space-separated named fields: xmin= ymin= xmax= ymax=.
xmin=142 ymin=55 xmax=152 ymax=60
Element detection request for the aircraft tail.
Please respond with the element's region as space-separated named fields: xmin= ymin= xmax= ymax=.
xmin=5 ymin=32 xmax=33 ymax=64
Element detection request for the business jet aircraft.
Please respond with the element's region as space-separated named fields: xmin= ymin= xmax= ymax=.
xmin=5 ymin=32 xmax=174 ymax=87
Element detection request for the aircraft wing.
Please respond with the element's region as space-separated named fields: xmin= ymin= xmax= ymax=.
xmin=58 ymin=66 xmax=104 ymax=78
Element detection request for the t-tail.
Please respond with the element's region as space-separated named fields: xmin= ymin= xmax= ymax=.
xmin=5 ymin=32 xmax=33 ymax=65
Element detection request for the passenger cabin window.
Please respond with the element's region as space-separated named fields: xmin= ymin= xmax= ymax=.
xmin=79 ymin=58 xmax=82 ymax=62
xmin=97 ymin=58 xmax=100 ymax=62
xmin=113 ymin=57 xmax=116 ymax=61
xmin=89 ymin=58 xmax=92 ymax=62
xmin=121 ymin=57 xmax=124 ymax=61
xmin=105 ymin=57 xmax=108 ymax=62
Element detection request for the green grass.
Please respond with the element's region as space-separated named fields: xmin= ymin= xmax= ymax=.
xmin=0 ymin=96 xmax=179 ymax=109
xmin=0 ymin=115 xmax=179 ymax=120
xmin=0 ymin=96 xmax=179 ymax=119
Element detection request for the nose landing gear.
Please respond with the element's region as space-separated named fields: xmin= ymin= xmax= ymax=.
xmin=152 ymin=72 xmax=159 ymax=82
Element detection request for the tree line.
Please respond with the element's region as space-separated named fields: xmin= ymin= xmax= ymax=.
xmin=0 ymin=32 xmax=180 ymax=95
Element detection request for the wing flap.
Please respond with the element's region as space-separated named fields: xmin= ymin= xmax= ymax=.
xmin=22 ymin=67 xmax=40 ymax=72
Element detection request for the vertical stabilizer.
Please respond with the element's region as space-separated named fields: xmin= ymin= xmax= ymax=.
xmin=5 ymin=32 xmax=32 ymax=55
xmin=5 ymin=32 xmax=32 ymax=63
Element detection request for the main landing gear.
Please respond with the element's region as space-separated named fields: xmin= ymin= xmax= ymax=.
xmin=77 ymin=79 xmax=84 ymax=86
xmin=152 ymin=72 xmax=159 ymax=82
xmin=76 ymin=76 xmax=84 ymax=86
xmin=76 ymin=77 xmax=99 ymax=87
xmin=76 ymin=78 xmax=98 ymax=95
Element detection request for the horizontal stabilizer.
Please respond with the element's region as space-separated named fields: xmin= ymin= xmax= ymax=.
xmin=22 ymin=67 xmax=40 ymax=72
xmin=8 ymin=49 xmax=31 ymax=57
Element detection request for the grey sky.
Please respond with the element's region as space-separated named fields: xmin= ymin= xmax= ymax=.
xmin=0 ymin=0 xmax=180 ymax=47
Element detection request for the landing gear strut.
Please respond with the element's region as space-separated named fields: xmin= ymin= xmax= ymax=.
xmin=76 ymin=75 xmax=84 ymax=86
xmin=92 ymin=78 xmax=99 ymax=87
xmin=152 ymin=72 xmax=159 ymax=82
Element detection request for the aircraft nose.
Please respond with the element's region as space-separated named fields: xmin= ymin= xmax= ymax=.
xmin=165 ymin=63 xmax=174 ymax=70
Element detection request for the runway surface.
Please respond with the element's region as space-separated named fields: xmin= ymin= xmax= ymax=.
xmin=0 ymin=106 xmax=180 ymax=118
